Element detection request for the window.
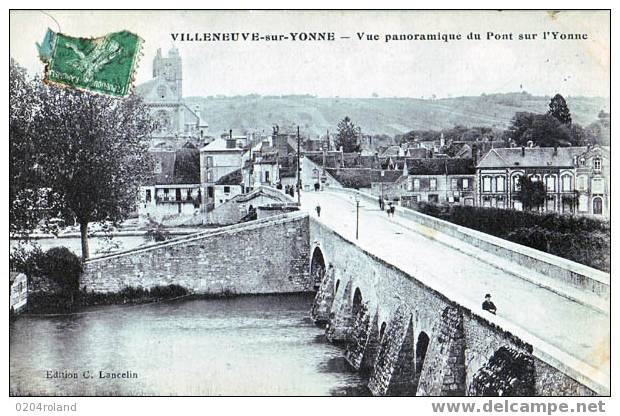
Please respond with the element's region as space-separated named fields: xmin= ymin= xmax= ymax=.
xmin=577 ymin=175 xmax=587 ymax=191
xmin=482 ymin=176 xmax=492 ymax=192
xmin=592 ymin=178 xmax=604 ymax=194
xmin=154 ymin=161 xmax=163 ymax=174
xmin=561 ymin=175 xmax=572 ymax=192
xmin=429 ymin=178 xmax=437 ymax=191
xmin=145 ymin=189 xmax=152 ymax=203
xmin=593 ymin=197 xmax=603 ymax=215
xmin=496 ymin=176 xmax=505 ymax=192
xmin=594 ymin=158 xmax=602 ymax=172
xmin=265 ymin=171 xmax=270 ymax=183
xmin=512 ymin=175 xmax=522 ymax=192
xmin=413 ymin=179 xmax=420 ymax=191
xmin=204 ymin=156 xmax=213 ymax=168
xmin=545 ymin=176 xmax=556 ymax=192
xmin=462 ymin=178 xmax=469 ymax=190
xmin=406 ymin=178 xmax=414 ymax=191
xmin=206 ymin=170 xmax=213 ymax=182
xmin=451 ymin=178 xmax=458 ymax=189
xmin=207 ymin=187 xmax=214 ymax=198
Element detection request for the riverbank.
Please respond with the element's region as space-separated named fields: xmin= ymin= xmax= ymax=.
xmin=11 ymin=226 xmax=212 ymax=240
xmin=25 ymin=283 xmax=316 ymax=314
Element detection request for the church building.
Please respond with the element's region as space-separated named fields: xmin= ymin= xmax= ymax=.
xmin=136 ymin=47 xmax=209 ymax=150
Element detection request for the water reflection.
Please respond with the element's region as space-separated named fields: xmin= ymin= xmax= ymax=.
xmin=10 ymin=293 xmax=368 ymax=396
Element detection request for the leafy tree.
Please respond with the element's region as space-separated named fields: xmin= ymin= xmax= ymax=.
xmin=9 ymin=59 xmax=49 ymax=234
xmin=335 ymin=116 xmax=361 ymax=152
xmin=25 ymin=76 xmax=155 ymax=259
xmin=505 ymin=112 xmax=581 ymax=147
xmin=516 ymin=176 xmax=547 ymax=211
xmin=548 ymin=93 xmax=572 ymax=125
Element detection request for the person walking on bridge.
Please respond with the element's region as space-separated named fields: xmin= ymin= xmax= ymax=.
xmin=482 ymin=293 xmax=497 ymax=315
xmin=316 ymin=204 xmax=321 ymax=217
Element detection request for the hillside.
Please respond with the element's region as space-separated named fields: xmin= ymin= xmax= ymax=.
xmin=184 ymin=92 xmax=609 ymax=138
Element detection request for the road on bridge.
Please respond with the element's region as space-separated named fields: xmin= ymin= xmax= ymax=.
xmin=300 ymin=189 xmax=610 ymax=388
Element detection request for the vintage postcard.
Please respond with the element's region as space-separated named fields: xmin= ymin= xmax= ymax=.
xmin=9 ymin=9 xmax=610 ymax=403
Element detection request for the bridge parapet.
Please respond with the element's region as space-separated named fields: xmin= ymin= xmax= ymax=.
xmin=325 ymin=187 xmax=610 ymax=301
xmin=81 ymin=212 xmax=312 ymax=295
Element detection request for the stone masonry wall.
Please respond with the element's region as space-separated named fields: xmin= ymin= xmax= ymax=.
xmin=417 ymin=306 xmax=466 ymax=396
xmin=81 ymin=215 xmax=311 ymax=295
xmin=310 ymin=217 xmax=601 ymax=396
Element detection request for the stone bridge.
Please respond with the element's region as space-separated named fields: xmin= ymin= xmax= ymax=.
xmin=80 ymin=187 xmax=610 ymax=396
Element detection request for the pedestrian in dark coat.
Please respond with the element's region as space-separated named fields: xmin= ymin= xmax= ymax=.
xmin=482 ymin=294 xmax=497 ymax=315
xmin=316 ymin=204 xmax=321 ymax=217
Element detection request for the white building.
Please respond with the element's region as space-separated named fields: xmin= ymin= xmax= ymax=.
xmin=200 ymin=137 xmax=247 ymax=212
xmin=476 ymin=145 xmax=609 ymax=217
xmin=10 ymin=272 xmax=28 ymax=314
xmin=138 ymin=144 xmax=203 ymax=225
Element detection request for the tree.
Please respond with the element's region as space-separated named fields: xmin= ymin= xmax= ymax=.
xmin=335 ymin=116 xmax=361 ymax=152
xmin=10 ymin=59 xmax=49 ymax=234
xmin=516 ymin=176 xmax=547 ymax=211
xmin=30 ymin=79 xmax=155 ymax=259
xmin=548 ymin=93 xmax=572 ymax=126
xmin=505 ymin=112 xmax=578 ymax=147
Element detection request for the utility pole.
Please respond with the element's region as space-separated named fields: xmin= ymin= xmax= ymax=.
xmin=297 ymin=126 xmax=301 ymax=205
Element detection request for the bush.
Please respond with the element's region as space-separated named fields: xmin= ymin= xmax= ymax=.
xmin=10 ymin=241 xmax=45 ymax=277
xmin=144 ymin=226 xmax=170 ymax=242
xmin=414 ymin=203 xmax=610 ymax=272
xmin=79 ymin=284 xmax=188 ymax=306
xmin=39 ymin=247 xmax=83 ymax=292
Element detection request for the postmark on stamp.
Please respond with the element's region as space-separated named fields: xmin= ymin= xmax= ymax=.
xmin=38 ymin=29 xmax=142 ymax=97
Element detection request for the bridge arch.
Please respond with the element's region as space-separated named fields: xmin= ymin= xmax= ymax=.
xmin=379 ymin=321 xmax=387 ymax=341
xmin=309 ymin=246 xmax=327 ymax=288
xmin=415 ymin=331 xmax=430 ymax=378
xmin=352 ymin=287 xmax=363 ymax=318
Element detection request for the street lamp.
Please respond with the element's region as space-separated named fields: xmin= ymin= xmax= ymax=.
xmin=355 ymin=193 xmax=360 ymax=240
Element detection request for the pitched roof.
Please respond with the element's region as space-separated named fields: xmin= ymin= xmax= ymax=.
xmin=407 ymin=158 xmax=476 ymax=175
xmin=476 ymin=147 xmax=589 ymax=168
xmin=325 ymin=168 xmax=402 ymax=189
xmin=216 ymin=169 xmax=243 ymax=185
xmin=145 ymin=146 xmax=201 ymax=185
xmin=200 ymin=138 xmax=245 ymax=152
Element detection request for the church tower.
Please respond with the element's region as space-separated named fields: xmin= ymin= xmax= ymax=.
xmin=152 ymin=47 xmax=183 ymax=101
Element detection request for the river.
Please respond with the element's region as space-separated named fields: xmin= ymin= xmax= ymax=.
xmin=10 ymin=293 xmax=369 ymax=396
xmin=10 ymin=235 xmax=151 ymax=257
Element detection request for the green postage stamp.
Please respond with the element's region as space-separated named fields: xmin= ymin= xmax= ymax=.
xmin=38 ymin=29 xmax=142 ymax=97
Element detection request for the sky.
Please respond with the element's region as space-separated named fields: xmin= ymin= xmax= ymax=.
xmin=9 ymin=10 xmax=610 ymax=99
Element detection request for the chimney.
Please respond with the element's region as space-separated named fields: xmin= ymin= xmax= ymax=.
xmin=521 ymin=146 xmax=525 ymax=157
xmin=472 ymin=144 xmax=478 ymax=165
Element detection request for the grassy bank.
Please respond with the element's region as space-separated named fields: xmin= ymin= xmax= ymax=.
xmin=26 ymin=284 xmax=190 ymax=313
